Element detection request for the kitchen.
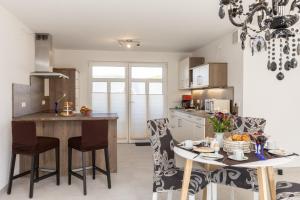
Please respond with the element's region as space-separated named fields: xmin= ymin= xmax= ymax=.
xmin=1 ymin=1 xmax=300 ymax=200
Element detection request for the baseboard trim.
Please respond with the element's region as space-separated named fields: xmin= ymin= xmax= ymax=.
xmin=0 ymin=184 xmax=7 ymax=195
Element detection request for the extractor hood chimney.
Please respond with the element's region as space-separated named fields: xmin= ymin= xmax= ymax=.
xmin=30 ymin=33 xmax=69 ymax=79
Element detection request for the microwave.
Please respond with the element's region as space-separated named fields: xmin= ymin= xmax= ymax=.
xmin=205 ymin=99 xmax=230 ymax=113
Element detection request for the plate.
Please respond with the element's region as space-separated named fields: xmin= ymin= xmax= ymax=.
xmin=193 ymin=147 xmax=215 ymax=153
xmin=200 ymin=153 xmax=224 ymax=160
xmin=228 ymin=155 xmax=249 ymax=161
xmin=178 ymin=142 xmax=194 ymax=150
xmin=181 ymin=145 xmax=194 ymax=150
xmin=268 ymin=149 xmax=293 ymax=157
xmin=192 ymin=140 xmax=205 ymax=146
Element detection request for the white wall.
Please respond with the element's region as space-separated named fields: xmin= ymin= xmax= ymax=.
xmin=0 ymin=5 xmax=35 ymax=189
xmin=54 ymin=49 xmax=190 ymax=110
xmin=243 ymin=44 xmax=300 ymax=167
xmin=192 ymin=32 xmax=244 ymax=114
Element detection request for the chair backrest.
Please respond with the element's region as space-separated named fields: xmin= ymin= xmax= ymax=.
xmin=12 ymin=121 xmax=37 ymax=150
xmin=232 ymin=116 xmax=266 ymax=133
xmin=147 ymin=118 xmax=176 ymax=175
xmin=81 ymin=120 xmax=108 ymax=150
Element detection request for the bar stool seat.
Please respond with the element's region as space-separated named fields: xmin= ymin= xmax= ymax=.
xmin=7 ymin=121 xmax=60 ymax=199
xmin=13 ymin=136 xmax=59 ymax=154
xmin=68 ymin=120 xmax=111 ymax=196
xmin=68 ymin=136 xmax=106 ymax=151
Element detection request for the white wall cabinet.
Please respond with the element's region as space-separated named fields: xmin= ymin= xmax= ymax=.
xmin=169 ymin=110 xmax=206 ymax=142
xmin=178 ymin=57 xmax=205 ymax=90
xmin=190 ymin=63 xmax=228 ymax=89
xmin=178 ymin=58 xmax=190 ymax=89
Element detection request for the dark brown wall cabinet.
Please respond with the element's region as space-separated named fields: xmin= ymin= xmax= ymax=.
xmin=49 ymin=68 xmax=80 ymax=111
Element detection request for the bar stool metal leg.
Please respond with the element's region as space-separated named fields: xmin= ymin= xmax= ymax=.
xmin=55 ymin=146 xmax=60 ymax=185
xmin=104 ymin=147 xmax=111 ymax=189
xmin=68 ymin=147 xmax=72 ymax=185
xmin=35 ymin=154 xmax=39 ymax=182
xmin=92 ymin=150 xmax=96 ymax=180
xmin=29 ymin=155 xmax=36 ymax=198
xmin=7 ymin=153 xmax=16 ymax=195
xmin=82 ymin=152 xmax=87 ymax=195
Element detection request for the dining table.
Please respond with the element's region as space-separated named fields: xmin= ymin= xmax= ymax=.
xmin=174 ymin=144 xmax=298 ymax=200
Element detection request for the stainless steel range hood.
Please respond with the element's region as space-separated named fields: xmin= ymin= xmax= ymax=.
xmin=30 ymin=34 xmax=69 ymax=79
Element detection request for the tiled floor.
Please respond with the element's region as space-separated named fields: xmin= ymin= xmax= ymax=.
xmin=0 ymin=144 xmax=299 ymax=200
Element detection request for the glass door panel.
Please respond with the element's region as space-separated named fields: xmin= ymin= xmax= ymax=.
xmin=92 ymin=82 xmax=108 ymax=113
xmin=91 ymin=63 xmax=166 ymax=143
xmin=149 ymin=82 xmax=164 ymax=119
xmin=110 ymin=82 xmax=128 ymax=142
xmin=130 ymin=82 xmax=147 ymax=140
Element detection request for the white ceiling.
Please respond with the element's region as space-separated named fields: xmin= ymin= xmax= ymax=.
xmin=0 ymin=0 xmax=234 ymax=52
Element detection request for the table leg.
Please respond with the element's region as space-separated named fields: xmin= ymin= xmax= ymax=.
xmin=202 ymin=164 xmax=212 ymax=200
xmin=257 ymin=167 xmax=268 ymax=200
xmin=267 ymin=167 xmax=276 ymax=200
xmin=211 ymin=183 xmax=217 ymax=200
xmin=180 ymin=159 xmax=193 ymax=200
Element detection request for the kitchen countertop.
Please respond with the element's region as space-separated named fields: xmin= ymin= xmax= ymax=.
xmin=169 ymin=108 xmax=212 ymax=118
xmin=13 ymin=112 xmax=119 ymax=121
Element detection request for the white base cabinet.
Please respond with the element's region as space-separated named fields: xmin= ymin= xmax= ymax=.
xmin=169 ymin=110 xmax=206 ymax=142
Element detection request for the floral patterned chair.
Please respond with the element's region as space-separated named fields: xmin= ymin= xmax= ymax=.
xmin=276 ymin=181 xmax=300 ymax=200
xmin=211 ymin=116 xmax=266 ymax=199
xmin=147 ymin=118 xmax=210 ymax=200
xmin=232 ymin=116 xmax=266 ymax=134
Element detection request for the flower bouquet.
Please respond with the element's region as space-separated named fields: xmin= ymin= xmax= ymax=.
xmin=209 ymin=112 xmax=232 ymax=147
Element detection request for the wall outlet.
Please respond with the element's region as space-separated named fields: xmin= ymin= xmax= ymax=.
xmin=21 ymin=102 xmax=26 ymax=108
xmin=42 ymin=100 xmax=46 ymax=105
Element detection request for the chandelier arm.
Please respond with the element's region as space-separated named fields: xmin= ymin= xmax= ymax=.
xmin=228 ymin=9 xmax=244 ymax=27
xmin=246 ymin=4 xmax=270 ymax=31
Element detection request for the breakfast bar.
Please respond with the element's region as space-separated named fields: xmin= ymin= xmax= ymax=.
xmin=13 ymin=113 xmax=118 ymax=175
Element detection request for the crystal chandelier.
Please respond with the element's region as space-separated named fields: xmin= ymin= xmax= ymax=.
xmin=218 ymin=0 xmax=300 ymax=80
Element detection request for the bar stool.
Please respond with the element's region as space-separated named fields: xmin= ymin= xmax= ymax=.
xmin=7 ymin=121 xmax=60 ymax=198
xmin=68 ymin=120 xmax=111 ymax=195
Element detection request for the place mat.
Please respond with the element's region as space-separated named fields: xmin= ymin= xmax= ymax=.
xmin=175 ymin=142 xmax=298 ymax=166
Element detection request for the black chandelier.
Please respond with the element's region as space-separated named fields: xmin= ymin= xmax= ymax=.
xmin=218 ymin=0 xmax=300 ymax=80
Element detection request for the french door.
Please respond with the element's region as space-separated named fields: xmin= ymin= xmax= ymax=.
xmin=90 ymin=62 xmax=166 ymax=143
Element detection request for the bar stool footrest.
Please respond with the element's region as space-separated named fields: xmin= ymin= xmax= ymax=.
xmin=34 ymin=172 xmax=57 ymax=183
xmin=95 ymin=166 xmax=109 ymax=176
xmin=70 ymin=171 xmax=84 ymax=180
xmin=13 ymin=170 xmax=31 ymax=180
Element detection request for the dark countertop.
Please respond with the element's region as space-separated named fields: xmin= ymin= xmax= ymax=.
xmin=13 ymin=112 xmax=119 ymax=121
xmin=169 ymin=108 xmax=212 ymax=118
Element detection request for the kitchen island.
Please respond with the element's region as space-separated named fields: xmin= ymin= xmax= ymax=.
xmin=13 ymin=113 xmax=118 ymax=175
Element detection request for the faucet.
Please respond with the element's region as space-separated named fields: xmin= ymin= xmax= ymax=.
xmin=54 ymin=93 xmax=66 ymax=114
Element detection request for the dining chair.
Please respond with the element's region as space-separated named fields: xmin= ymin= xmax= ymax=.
xmin=68 ymin=120 xmax=111 ymax=195
xmin=276 ymin=181 xmax=300 ymax=199
xmin=7 ymin=121 xmax=60 ymax=199
xmin=147 ymin=118 xmax=210 ymax=200
xmin=211 ymin=116 xmax=266 ymax=200
xmin=232 ymin=116 xmax=266 ymax=133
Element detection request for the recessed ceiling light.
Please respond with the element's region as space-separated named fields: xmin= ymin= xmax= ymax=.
xmin=118 ymin=39 xmax=141 ymax=49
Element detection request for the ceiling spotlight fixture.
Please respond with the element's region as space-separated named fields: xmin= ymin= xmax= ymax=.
xmin=118 ymin=39 xmax=141 ymax=49
xmin=218 ymin=0 xmax=300 ymax=80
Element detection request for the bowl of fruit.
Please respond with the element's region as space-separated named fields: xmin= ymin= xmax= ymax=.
xmin=80 ymin=106 xmax=92 ymax=116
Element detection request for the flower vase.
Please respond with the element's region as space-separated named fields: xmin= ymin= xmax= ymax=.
xmin=215 ymin=132 xmax=224 ymax=147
